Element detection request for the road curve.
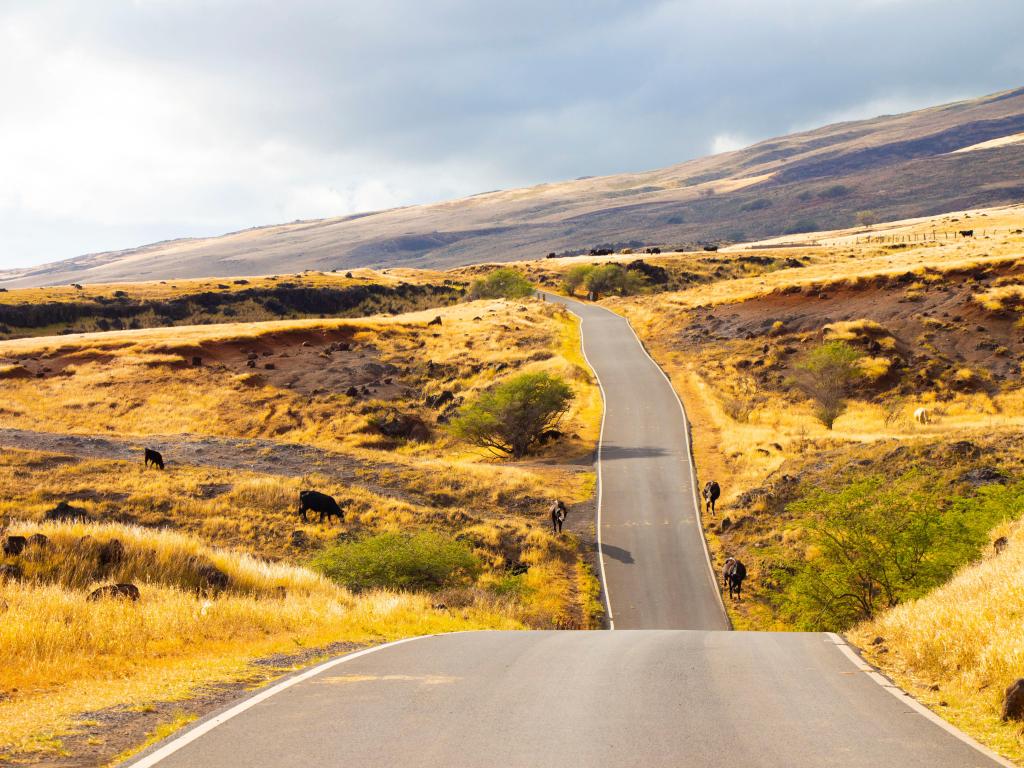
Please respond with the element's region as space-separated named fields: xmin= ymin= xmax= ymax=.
xmin=545 ymin=293 xmax=728 ymax=630
xmin=128 ymin=631 xmax=1007 ymax=768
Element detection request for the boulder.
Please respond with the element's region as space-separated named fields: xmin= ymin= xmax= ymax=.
xmin=374 ymin=411 xmax=431 ymax=442
xmin=427 ymin=316 xmax=443 ymax=326
xmin=625 ymin=259 xmax=669 ymax=284
xmin=1002 ymin=679 xmax=1024 ymax=722
xmin=26 ymin=533 xmax=48 ymax=549
xmin=425 ymin=390 xmax=456 ymax=409
xmin=959 ymin=467 xmax=1007 ymax=487
xmin=0 ymin=563 xmax=22 ymax=581
xmin=44 ymin=501 xmax=89 ymax=522
xmin=87 ymin=583 xmax=141 ymax=602
xmin=947 ymin=440 xmax=980 ymax=460
xmin=994 ymin=536 xmax=1009 ymax=554
xmin=2 ymin=536 xmax=27 ymax=556
xmin=99 ymin=539 xmax=125 ymax=568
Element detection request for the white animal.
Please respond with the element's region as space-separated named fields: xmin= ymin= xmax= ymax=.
xmin=913 ymin=407 xmax=931 ymax=425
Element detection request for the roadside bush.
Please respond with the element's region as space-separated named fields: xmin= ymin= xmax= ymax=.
xmin=797 ymin=341 xmax=863 ymax=428
xmin=584 ymin=263 xmax=647 ymax=297
xmin=561 ymin=265 xmax=594 ymax=297
xmin=452 ymin=372 xmax=573 ymax=458
xmin=469 ymin=268 xmax=534 ymax=300
xmin=773 ymin=474 xmax=1024 ymax=631
xmin=312 ymin=531 xmax=480 ymax=592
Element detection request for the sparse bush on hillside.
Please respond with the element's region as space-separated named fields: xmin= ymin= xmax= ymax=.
xmin=313 ymin=531 xmax=480 ymax=592
xmin=469 ymin=268 xmax=534 ymax=300
xmin=562 ymin=265 xmax=594 ymax=297
xmin=783 ymin=218 xmax=820 ymax=235
xmin=583 ymin=263 xmax=647 ymax=298
xmin=797 ymin=341 xmax=864 ymax=429
xmin=819 ymin=184 xmax=852 ymax=199
xmin=856 ymin=210 xmax=878 ymax=227
xmin=452 ymin=372 xmax=573 ymax=458
xmin=740 ymin=198 xmax=772 ymax=212
xmin=774 ymin=474 xmax=1024 ymax=631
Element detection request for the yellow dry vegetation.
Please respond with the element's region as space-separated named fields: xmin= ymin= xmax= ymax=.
xmin=850 ymin=520 xmax=1024 ymax=763
xmin=0 ymin=518 xmax=519 ymax=755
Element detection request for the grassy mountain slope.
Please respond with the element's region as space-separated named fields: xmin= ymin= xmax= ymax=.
xmin=4 ymin=86 xmax=1024 ymax=287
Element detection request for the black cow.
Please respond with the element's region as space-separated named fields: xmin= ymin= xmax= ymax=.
xmin=702 ymin=481 xmax=721 ymax=517
xmin=723 ymin=557 xmax=747 ymax=600
xmin=645 ymin=247 xmax=662 ymax=254
xmin=298 ymin=490 xmax=345 ymax=524
xmin=960 ymin=229 xmax=974 ymax=237
xmin=550 ymin=500 xmax=568 ymax=534
xmin=144 ymin=448 xmax=165 ymax=470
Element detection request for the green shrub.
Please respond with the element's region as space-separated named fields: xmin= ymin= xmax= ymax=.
xmin=772 ymin=474 xmax=1024 ymax=631
xmin=583 ymin=263 xmax=646 ymax=297
xmin=452 ymin=372 xmax=573 ymax=458
xmin=469 ymin=268 xmax=534 ymax=300
xmin=312 ymin=531 xmax=480 ymax=592
xmin=561 ymin=265 xmax=593 ymax=296
xmin=797 ymin=341 xmax=863 ymax=428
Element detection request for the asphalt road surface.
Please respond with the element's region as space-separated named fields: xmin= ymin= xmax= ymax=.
xmin=545 ymin=293 xmax=728 ymax=630
xmin=130 ymin=631 xmax=1006 ymax=768
xmin=125 ymin=296 xmax=1008 ymax=768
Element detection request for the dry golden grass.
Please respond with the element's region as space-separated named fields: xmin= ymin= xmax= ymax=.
xmin=0 ymin=519 xmax=520 ymax=755
xmin=850 ymin=519 xmax=1024 ymax=763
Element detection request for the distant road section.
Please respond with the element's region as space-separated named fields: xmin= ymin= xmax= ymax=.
xmin=546 ymin=293 xmax=728 ymax=630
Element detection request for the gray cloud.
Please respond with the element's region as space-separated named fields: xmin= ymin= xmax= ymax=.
xmin=2 ymin=0 xmax=1022 ymax=268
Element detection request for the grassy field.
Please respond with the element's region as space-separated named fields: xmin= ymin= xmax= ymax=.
xmin=0 ymin=289 xmax=602 ymax=761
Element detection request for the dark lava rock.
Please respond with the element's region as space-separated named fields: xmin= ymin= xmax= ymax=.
xmin=959 ymin=467 xmax=1007 ymax=487
xmin=1002 ymin=679 xmax=1024 ymax=722
xmin=44 ymin=501 xmax=89 ymax=522
xmin=87 ymin=583 xmax=141 ymax=601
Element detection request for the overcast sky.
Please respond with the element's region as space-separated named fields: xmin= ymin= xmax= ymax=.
xmin=2 ymin=0 xmax=1023 ymax=270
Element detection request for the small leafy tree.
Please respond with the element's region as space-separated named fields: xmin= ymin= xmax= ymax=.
xmin=469 ymin=268 xmax=534 ymax=300
xmin=856 ymin=210 xmax=878 ymax=228
xmin=774 ymin=475 xmax=1021 ymax=630
xmin=583 ymin=264 xmax=646 ymax=297
xmin=561 ymin=264 xmax=594 ymax=296
xmin=452 ymin=372 xmax=573 ymax=458
xmin=797 ymin=341 xmax=863 ymax=428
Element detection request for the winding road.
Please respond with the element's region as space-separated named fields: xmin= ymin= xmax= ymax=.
xmin=124 ymin=297 xmax=1010 ymax=768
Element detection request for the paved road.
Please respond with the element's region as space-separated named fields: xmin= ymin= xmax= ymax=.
xmin=123 ymin=296 xmax=1008 ymax=768
xmin=546 ymin=293 xmax=728 ymax=630
xmin=130 ymin=631 xmax=1006 ymax=768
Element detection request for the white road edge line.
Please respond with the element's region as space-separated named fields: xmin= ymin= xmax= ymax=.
xmin=122 ymin=635 xmax=432 ymax=768
xmin=826 ymin=633 xmax=1016 ymax=768
xmin=554 ymin=296 xmax=615 ymax=629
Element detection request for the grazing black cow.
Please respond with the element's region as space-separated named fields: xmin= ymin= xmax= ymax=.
xmin=702 ymin=481 xmax=721 ymax=517
xmin=645 ymin=247 xmax=662 ymax=255
xmin=144 ymin=448 xmax=165 ymax=470
xmin=298 ymin=490 xmax=345 ymax=524
xmin=3 ymin=535 xmax=27 ymax=556
xmin=960 ymin=229 xmax=974 ymax=237
xmin=723 ymin=557 xmax=747 ymax=600
xmin=550 ymin=500 xmax=568 ymax=534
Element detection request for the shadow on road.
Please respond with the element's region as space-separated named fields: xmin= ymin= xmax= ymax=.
xmin=599 ymin=444 xmax=670 ymax=461
xmin=600 ymin=544 xmax=635 ymax=564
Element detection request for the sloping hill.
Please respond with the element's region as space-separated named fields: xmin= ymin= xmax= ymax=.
xmin=5 ymin=86 xmax=1024 ymax=287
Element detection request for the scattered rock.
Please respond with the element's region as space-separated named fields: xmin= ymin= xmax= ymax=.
xmin=959 ymin=467 xmax=1007 ymax=487
xmin=345 ymin=386 xmax=360 ymax=398
xmin=44 ymin=500 xmax=89 ymax=522
xmin=994 ymin=536 xmax=1009 ymax=554
xmin=88 ymin=583 xmax=141 ymax=602
xmin=290 ymin=530 xmax=309 ymax=548
xmin=720 ymin=517 xmax=732 ymax=532
xmin=374 ymin=411 xmax=431 ymax=442
xmin=99 ymin=539 xmax=125 ymax=568
xmin=192 ymin=356 xmax=203 ymax=367
xmin=26 ymin=533 xmax=48 ymax=549
xmin=871 ymin=636 xmax=885 ymax=646
xmin=264 ymin=363 xmax=276 ymax=370
xmin=427 ymin=316 xmax=442 ymax=326
xmin=194 ymin=563 xmax=230 ymax=593
xmin=425 ymin=390 xmax=456 ymax=409
xmin=3 ymin=535 xmax=27 ymax=556
xmin=0 ymin=563 xmax=22 ymax=581
xmin=947 ymin=440 xmax=980 ymax=460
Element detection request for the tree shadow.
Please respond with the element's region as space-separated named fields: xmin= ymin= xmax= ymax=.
xmin=599 ymin=444 xmax=670 ymax=461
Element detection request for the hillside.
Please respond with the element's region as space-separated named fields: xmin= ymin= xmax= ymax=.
xmin=4 ymin=87 xmax=1024 ymax=288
